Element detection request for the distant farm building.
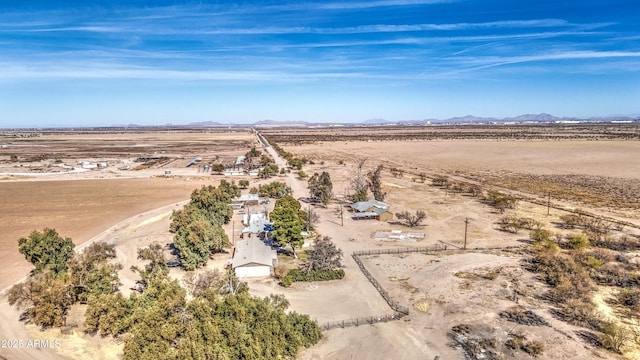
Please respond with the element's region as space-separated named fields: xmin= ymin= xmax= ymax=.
xmin=78 ymin=161 xmax=108 ymax=169
xmin=224 ymin=169 xmax=244 ymax=176
xmin=232 ymin=238 xmax=277 ymax=277
xmin=350 ymin=200 xmax=393 ymax=221
xmin=186 ymin=157 xmax=202 ymax=167
xmin=233 ymin=193 xmax=260 ymax=207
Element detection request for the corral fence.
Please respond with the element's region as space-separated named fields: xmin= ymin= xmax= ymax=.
xmin=346 ymin=244 xmax=522 ymax=327
xmin=352 ymin=253 xmax=410 ymax=315
xmin=321 ymin=244 xmax=521 ymax=334
xmin=353 ymin=243 xmax=446 ymax=257
xmin=320 ymin=312 xmax=406 ymax=331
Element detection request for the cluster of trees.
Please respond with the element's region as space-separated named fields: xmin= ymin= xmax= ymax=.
xmin=266 ymin=141 xmax=309 ymax=170
xmin=496 ymin=216 xmax=542 ymax=234
xmin=86 ymin=245 xmax=322 ymax=359
xmin=308 ymin=171 xmax=333 ymax=205
xmin=9 ymin=230 xmax=121 ymax=328
xmin=270 ymin=196 xmax=307 ymax=258
xmin=170 ymin=181 xmax=239 ymax=270
xmin=483 ymin=190 xmax=518 ymax=213
xmin=258 ymin=164 xmax=280 ymax=178
xmin=256 ymin=181 xmax=292 ymax=198
xmin=242 ymin=146 xmax=274 ymax=171
xmin=350 ymin=161 xmax=386 ymax=202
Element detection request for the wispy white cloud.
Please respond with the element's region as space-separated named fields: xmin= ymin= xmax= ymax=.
xmin=306 ymin=0 xmax=457 ymax=10
xmin=0 ymin=61 xmax=372 ymax=82
xmin=3 ymin=18 xmax=592 ymax=36
xmin=443 ymin=50 xmax=640 ymax=76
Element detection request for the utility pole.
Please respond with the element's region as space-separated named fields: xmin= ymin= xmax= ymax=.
xmin=463 ymin=217 xmax=469 ymax=250
xmin=341 ymin=205 xmax=344 ymax=226
xmin=547 ymin=193 xmax=551 ymax=216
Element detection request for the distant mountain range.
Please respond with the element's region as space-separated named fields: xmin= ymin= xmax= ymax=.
xmin=107 ymin=113 xmax=639 ymax=129
xmin=225 ymin=113 xmax=637 ymax=127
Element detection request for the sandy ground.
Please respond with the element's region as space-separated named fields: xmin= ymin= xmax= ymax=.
xmin=0 ymin=176 xmax=212 ymax=291
xmin=286 ymin=139 xmax=640 ymax=178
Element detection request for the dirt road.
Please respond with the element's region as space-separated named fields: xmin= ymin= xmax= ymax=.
xmin=256 ymin=130 xmax=441 ymax=359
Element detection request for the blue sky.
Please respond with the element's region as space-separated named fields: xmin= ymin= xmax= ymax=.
xmin=1 ymin=0 xmax=639 ymax=127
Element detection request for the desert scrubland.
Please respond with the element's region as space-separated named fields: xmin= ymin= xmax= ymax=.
xmin=1 ymin=124 xmax=640 ymax=360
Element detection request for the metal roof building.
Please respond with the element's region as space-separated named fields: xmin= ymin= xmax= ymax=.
xmin=232 ymin=238 xmax=277 ymax=277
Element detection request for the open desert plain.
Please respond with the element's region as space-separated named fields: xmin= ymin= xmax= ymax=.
xmin=1 ymin=124 xmax=640 ymax=360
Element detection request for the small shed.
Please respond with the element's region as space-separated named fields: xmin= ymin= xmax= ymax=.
xmin=234 ymin=193 xmax=260 ymax=206
xmin=232 ymin=238 xmax=277 ymax=277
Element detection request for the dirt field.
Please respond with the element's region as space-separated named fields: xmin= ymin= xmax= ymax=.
xmin=0 ymin=177 xmax=210 ymax=290
xmin=2 ymin=126 xmax=640 ymax=360
xmin=0 ymin=129 xmax=256 ymax=290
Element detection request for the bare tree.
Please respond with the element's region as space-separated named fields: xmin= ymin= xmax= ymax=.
xmin=183 ymin=269 xmax=223 ymax=297
xmin=304 ymin=206 xmax=320 ymax=231
xmin=301 ymin=236 xmax=343 ymax=272
xmin=396 ymin=210 xmax=427 ymax=227
xmin=350 ymin=160 xmax=368 ymax=202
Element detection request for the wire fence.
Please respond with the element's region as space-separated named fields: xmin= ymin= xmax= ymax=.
xmin=320 ymin=313 xmax=406 ymax=331
xmin=321 ymin=244 xmax=521 ymax=332
xmin=352 ymin=244 xmax=445 ymax=257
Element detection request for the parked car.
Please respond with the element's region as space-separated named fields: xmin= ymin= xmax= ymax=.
xmin=166 ymin=260 xmax=181 ymax=268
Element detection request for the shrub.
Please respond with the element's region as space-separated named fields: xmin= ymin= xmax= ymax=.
xmin=521 ymin=340 xmax=544 ymax=357
xmin=530 ymin=229 xmax=552 ymax=242
xmin=567 ymin=233 xmax=590 ymax=250
xmin=600 ymin=321 xmax=631 ymax=354
xmin=281 ymin=269 xmax=345 ymax=287
xmin=617 ymin=288 xmax=640 ymax=309
xmin=499 ymin=306 xmax=549 ymax=326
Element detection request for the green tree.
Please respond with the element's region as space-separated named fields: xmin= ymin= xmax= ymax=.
xmin=245 ymin=146 xmax=261 ymax=158
xmin=259 ymin=154 xmax=273 ymax=166
xmin=8 ymin=271 xmax=74 ymax=328
xmin=122 ymin=277 xmax=188 ymax=360
xmin=174 ymin=218 xmax=229 ymax=271
xmin=484 ymin=190 xmax=518 ymax=213
xmin=258 ymin=164 xmax=279 ymax=178
xmin=238 ymin=179 xmax=250 ymax=189
xmin=85 ymin=292 xmax=134 ymax=336
xmin=189 ymin=184 xmax=236 ymax=225
xmin=367 ymin=165 xmax=386 ymax=201
xmin=131 ymin=243 xmax=168 ymax=285
xmin=270 ymin=196 xmax=307 ymax=258
xmin=258 ymin=181 xmax=292 ymax=198
xmin=68 ymin=242 xmax=121 ymax=303
xmin=308 ymin=171 xmax=333 ymax=205
xmin=18 ymin=228 xmax=75 ymax=276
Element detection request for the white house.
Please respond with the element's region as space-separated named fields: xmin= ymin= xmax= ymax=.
xmin=241 ymin=211 xmax=272 ymax=239
xmin=232 ymin=238 xmax=277 ymax=277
